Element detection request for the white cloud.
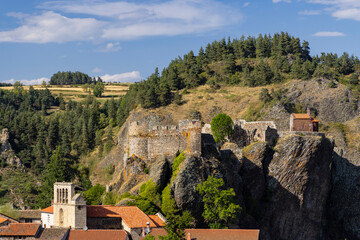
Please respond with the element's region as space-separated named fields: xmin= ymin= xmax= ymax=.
xmin=243 ymin=2 xmax=250 ymax=7
xmin=92 ymin=67 xmax=102 ymax=73
xmin=0 ymin=0 xmax=242 ymax=44
xmin=0 ymin=11 xmax=105 ymax=43
xmin=313 ymin=31 xmax=345 ymax=37
xmin=298 ymin=10 xmax=322 ymax=15
xmin=39 ymin=0 xmax=240 ymax=41
xmin=2 ymin=77 xmax=49 ymax=85
xmin=98 ymin=42 xmax=121 ymax=52
xmin=306 ymin=0 xmax=360 ymax=21
xmin=100 ymin=71 xmax=142 ymax=83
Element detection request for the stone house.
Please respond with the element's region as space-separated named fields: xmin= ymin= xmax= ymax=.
xmin=290 ymin=108 xmax=319 ymax=132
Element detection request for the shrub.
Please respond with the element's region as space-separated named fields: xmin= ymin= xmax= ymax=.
xmin=83 ymin=184 xmax=106 ymax=205
xmin=210 ymin=113 xmax=234 ymax=143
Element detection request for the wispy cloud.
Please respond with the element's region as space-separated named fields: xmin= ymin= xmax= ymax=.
xmin=97 ymin=42 xmax=121 ymax=52
xmin=92 ymin=67 xmax=102 ymax=73
xmin=298 ymin=10 xmax=322 ymax=15
xmin=0 ymin=0 xmax=242 ymax=43
xmin=2 ymin=77 xmax=49 ymax=85
xmin=313 ymin=31 xmax=345 ymax=37
xmin=243 ymin=2 xmax=250 ymax=7
xmin=307 ymin=0 xmax=360 ymax=21
xmin=100 ymin=71 xmax=142 ymax=83
xmin=273 ymin=0 xmax=291 ymax=3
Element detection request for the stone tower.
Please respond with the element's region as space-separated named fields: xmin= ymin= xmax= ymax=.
xmin=53 ymin=182 xmax=86 ymax=229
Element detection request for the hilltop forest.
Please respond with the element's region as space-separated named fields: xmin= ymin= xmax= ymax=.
xmin=0 ymin=31 xmax=359 ymax=209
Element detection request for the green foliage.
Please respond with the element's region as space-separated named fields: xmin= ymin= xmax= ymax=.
xmin=210 ymin=114 xmax=234 ymax=143
xmin=171 ymin=152 xmax=185 ymax=181
xmin=197 ymin=176 xmax=242 ymax=229
xmin=103 ymin=192 xmax=120 ymax=206
xmin=143 ymin=235 xmax=156 ymax=240
xmin=161 ymin=185 xmax=177 ymax=216
xmin=49 ymin=71 xmax=94 ymax=85
xmin=93 ymin=81 xmax=105 ymax=97
xmin=139 ymin=180 xmax=161 ymax=207
xmin=83 ymin=184 xmax=106 ymax=205
xmin=0 ymin=203 xmax=20 ymax=220
xmin=126 ymin=180 xmax=161 ymax=215
xmin=159 ymin=211 xmax=194 ymax=240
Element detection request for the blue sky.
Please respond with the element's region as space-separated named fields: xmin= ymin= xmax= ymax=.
xmin=0 ymin=0 xmax=360 ymax=84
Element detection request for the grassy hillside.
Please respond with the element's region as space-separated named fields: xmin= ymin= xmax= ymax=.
xmin=0 ymin=84 xmax=129 ymax=102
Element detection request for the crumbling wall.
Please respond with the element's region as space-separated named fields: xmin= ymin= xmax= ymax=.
xmin=125 ymin=120 xmax=202 ymax=160
xmin=231 ymin=120 xmax=278 ymax=147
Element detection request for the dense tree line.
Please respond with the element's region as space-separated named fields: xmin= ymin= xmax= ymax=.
xmin=0 ymin=86 xmax=125 ymax=207
xmin=49 ymin=71 xmax=100 ymax=85
xmin=121 ymin=32 xmax=360 ymax=113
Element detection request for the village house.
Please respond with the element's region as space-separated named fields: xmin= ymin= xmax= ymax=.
xmin=290 ymin=108 xmax=319 ymax=132
xmin=0 ymin=213 xmax=18 ymax=227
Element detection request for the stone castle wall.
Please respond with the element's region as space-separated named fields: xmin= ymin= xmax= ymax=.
xmin=231 ymin=119 xmax=278 ymax=147
xmin=125 ymin=120 xmax=201 ymax=160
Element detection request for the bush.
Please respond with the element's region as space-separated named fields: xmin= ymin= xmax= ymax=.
xmin=83 ymin=184 xmax=105 ymax=205
xmin=210 ymin=114 xmax=234 ymax=143
xmin=171 ymin=152 xmax=185 ymax=181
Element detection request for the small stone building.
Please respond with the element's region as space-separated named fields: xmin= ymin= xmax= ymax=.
xmin=290 ymin=108 xmax=319 ymax=132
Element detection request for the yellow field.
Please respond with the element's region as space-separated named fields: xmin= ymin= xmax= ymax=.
xmin=0 ymin=84 xmax=130 ymax=101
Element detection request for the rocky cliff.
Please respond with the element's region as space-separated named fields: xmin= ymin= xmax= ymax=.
xmin=0 ymin=128 xmax=22 ymax=168
xmin=106 ymin=106 xmax=360 ymax=239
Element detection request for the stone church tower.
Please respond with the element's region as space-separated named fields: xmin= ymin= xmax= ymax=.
xmin=53 ymin=182 xmax=86 ymax=229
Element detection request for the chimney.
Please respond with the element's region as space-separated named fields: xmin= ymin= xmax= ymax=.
xmin=187 ymin=232 xmax=191 ymax=240
xmin=307 ymin=107 xmax=311 ymax=117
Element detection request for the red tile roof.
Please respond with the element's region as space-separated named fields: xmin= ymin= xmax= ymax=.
xmin=0 ymin=223 xmax=40 ymax=236
xmin=292 ymin=113 xmax=311 ymax=119
xmin=68 ymin=229 xmax=128 ymax=240
xmin=41 ymin=206 xmax=53 ymax=213
xmin=87 ymin=206 xmax=158 ymax=228
xmin=148 ymin=215 xmax=166 ymax=227
xmin=0 ymin=218 xmax=9 ymax=224
xmin=141 ymin=229 xmax=260 ymax=240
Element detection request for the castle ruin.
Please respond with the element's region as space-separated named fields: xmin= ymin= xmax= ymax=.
xmin=124 ymin=119 xmax=202 ymax=161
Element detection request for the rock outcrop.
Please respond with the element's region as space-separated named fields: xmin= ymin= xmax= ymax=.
xmin=0 ymin=128 xmax=22 ymax=168
xmin=240 ymin=135 xmax=333 ymax=240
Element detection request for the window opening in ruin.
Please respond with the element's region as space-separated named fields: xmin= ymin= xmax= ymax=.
xmin=65 ymin=189 xmax=68 ymax=203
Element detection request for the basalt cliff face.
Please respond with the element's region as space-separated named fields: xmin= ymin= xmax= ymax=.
xmin=241 ymin=136 xmax=333 ymax=240
xmin=105 ymin=109 xmax=360 ymax=239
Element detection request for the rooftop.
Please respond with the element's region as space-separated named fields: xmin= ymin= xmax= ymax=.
xmin=18 ymin=210 xmax=42 ymax=219
xmin=0 ymin=218 xmax=9 ymax=224
xmin=41 ymin=206 xmax=53 ymax=213
xmin=37 ymin=228 xmax=69 ymax=240
xmin=68 ymin=229 xmax=128 ymax=240
xmin=87 ymin=205 xmax=158 ymax=228
xmin=292 ymin=113 xmax=311 ymax=119
xmin=141 ymin=229 xmax=260 ymax=240
xmin=0 ymin=223 xmax=40 ymax=236
xmin=148 ymin=215 xmax=166 ymax=227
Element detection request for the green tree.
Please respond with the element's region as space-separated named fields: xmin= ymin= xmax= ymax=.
xmin=210 ymin=114 xmax=234 ymax=143
xmin=159 ymin=211 xmax=194 ymax=240
xmin=93 ymin=81 xmax=105 ymax=97
xmin=196 ymin=176 xmax=241 ymax=229
xmin=83 ymin=184 xmax=105 ymax=205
